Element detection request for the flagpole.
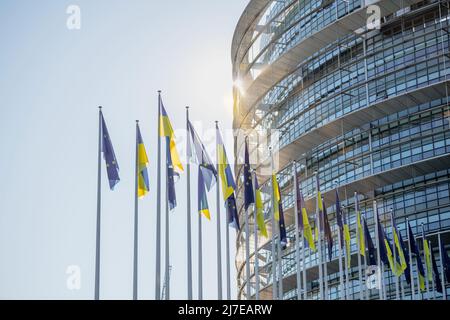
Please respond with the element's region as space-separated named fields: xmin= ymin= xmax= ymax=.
xmin=133 ymin=121 xmax=139 ymax=300
xmin=373 ymin=200 xmax=383 ymax=300
xmin=355 ymin=193 xmax=363 ymax=300
xmin=315 ymin=172 xmax=324 ymax=300
xmin=155 ymin=91 xmax=162 ymax=300
xmin=406 ymin=218 xmax=415 ymax=300
xmin=336 ymin=187 xmax=345 ymax=300
xmin=270 ymin=148 xmax=277 ymax=300
xmin=343 ymin=206 xmax=350 ymax=301
xmin=362 ymin=215 xmax=369 ymax=300
xmin=198 ymin=200 xmax=203 ymax=300
xmin=215 ymin=121 xmax=223 ymax=300
xmin=95 ymin=107 xmax=103 ymax=300
xmin=390 ymin=210 xmax=400 ymax=300
xmin=430 ymin=240 xmax=436 ymax=300
xmin=225 ymin=208 xmax=231 ymax=300
xmin=292 ymin=161 xmax=301 ymax=300
xmin=253 ymin=171 xmax=260 ymax=300
xmin=244 ymin=197 xmax=251 ymax=299
xmin=438 ymin=233 xmax=447 ymax=300
xmin=422 ymin=224 xmax=430 ymax=299
xmin=186 ymin=107 xmax=193 ymax=300
xmin=164 ymin=160 xmax=170 ymax=300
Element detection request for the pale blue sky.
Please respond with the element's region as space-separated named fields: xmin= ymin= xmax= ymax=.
xmin=0 ymin=0 xmax=246 ymax=299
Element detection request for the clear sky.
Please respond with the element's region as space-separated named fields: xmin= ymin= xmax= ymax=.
xmin=0 ymin=0 xmax=247 ymax=299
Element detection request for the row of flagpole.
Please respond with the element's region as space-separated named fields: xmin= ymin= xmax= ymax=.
xmin=95 ymin=92 xmax=243 ymax=300
xmin=95 ymin=91 xmax=450 ymax=300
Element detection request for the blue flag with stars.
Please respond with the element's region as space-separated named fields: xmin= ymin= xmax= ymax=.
xmin=100 ymin=111 xmax=120 ymax=190
xmin=243 ymin=139 xmax=254 ymax=210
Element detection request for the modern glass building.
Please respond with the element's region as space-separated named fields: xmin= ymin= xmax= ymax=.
xmin=232 ymin=0 xmax=450 ymax=300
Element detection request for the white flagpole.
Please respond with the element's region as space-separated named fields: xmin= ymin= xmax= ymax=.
xmin=155 ymin=91 xmax=162 ymax=300
xmin=390 ymin=210 xmax=400 ymax=300
xmin=337 ymin=217 xmax=345 ymax=300
xmin=164 ymin=160 xmax=170 ymax=300
xmin=438 ymin=233 xmax=447 ymax=300
xmin=373 ymin=201 xmax=384 ymax=300
xmin=422 ymin=224 xmax=430 ymax=299
xmin=198 ymin=201 xmax=203 ymax=300
xmin=245 ymin=205 xmax=251 ymax=300
xmin=215 ymin=121 xmax=223 ymax=300
xmin=95 ymin=107 xmax=103 ymax=301
xmin=270 ymin=148 xmax=277 ymax=300
xmin=430 ymin=240 xmax=436 ymax=300
xmin=292 ymin=161 xmax=301 ymax=300
xmin=133 ymin=121 xmax=140 ymax=300
xmin=362 ymin=215 xmax=369 ymax=300
xmin=225 ymin=213 xmax=231 ymax=300
xmin=253 ymin=171 xmax=260 ymax=300
xmin=406 ymin=218 xmax=415 ymax=300
xmin=355 ymin=193 xmax=363 ymax=300
xmin=186 ymin=107 xmax=193 ymax=300
xmin=315 ymin=173 xmax=324 ymax=300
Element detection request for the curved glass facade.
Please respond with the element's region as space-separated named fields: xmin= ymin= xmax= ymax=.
xmin=232 ymin=0 xmax=450 ymax=300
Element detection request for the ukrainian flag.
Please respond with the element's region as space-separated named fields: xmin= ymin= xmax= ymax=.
xmin=216 ymin=125 xmax=236 ymax=201
xmin=297 ymin=187 xmax=315 ymax=251
xmin=136 ymin=125 xmax=149 ymax=198
xmin=424 ymin=237 xmax=433 ymax=282
xmin=159 ymin=100 xmax=183 ymax=174
xmin=272 ymin=174 xmax=281 ymax=221
xmin=254 ymin=176 xmax=268 ymax=238
xmin=356 ymin=210 xmax=365 ymax=256
xmin=198 ymin=167 xmax=210 ymax=220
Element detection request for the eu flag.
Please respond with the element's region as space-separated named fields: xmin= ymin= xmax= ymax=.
xmin=363 ymin=216 xmax=377 ymax=266
xmin=165 ymin=136 xmax=178 ymax=210
xmin=440 ymin=239 xmax=450 ymax=282
xmin=243 ymin=139 xmax=254 ymax=210
xmin=278 ymin=202 xmax=287 ymax=250
xmin=322 ymin=199 xmax=333 ymax=261
xmin=431 ymin=246 xmax=443 ymax=293
xmin=225 ymin=193 xmax=240 ymax=230
xmin=187 ymin=120 xmax=217 ymax=191
xmin=100 ymin=111 xmax=120 ymax=190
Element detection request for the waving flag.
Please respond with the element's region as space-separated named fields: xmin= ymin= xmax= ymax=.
xmin=225 ymin=194 xmax=240 ymax=230
xmin=165 ymin=137 xmax=178 ymax=210
xmin=440 ymin=239 xmax=450 ymax=282
xmin=216 ymin=124 xmax=236 ymax=201
xmin=254 ymin=176 xmax=267 ymax=238
xmin=391 ymin=214 xmax=407 ymax=275
xmin=159 ymin=100 xmax=183 ymax=174
xmin=431 ymin=244 xmax=443 ymax=293
xmin=136 ymin=125 xmax=149 ymax=198
xmin=272 ymin=174 xmax=281 ymax=221
xmin=243 ymin=139 xmax=255 ymax=210
xmin=322 ymin=198 xmax=333 ymax=261
xmin=296 ymin=184 xmax=315 ymax=251
xmin=355 ymin=196 xmax=365 ymax=256
xmin=363 ymin=216 xmax=377 ymax=266
xmin=198 ymin=168 xmax=211 ymax=220
xmin=408 ymin=222 xmax=426 ymax=291
xmin=100 ymin=111 xmax=120 ymax=189
xmin=335 ymin=191 xmax=350 ymax=262
xmin=187 ymin=120 xmax=217 ymax=190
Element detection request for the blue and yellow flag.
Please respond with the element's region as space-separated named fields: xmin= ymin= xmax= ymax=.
xmin=216 ymin=124 xmax=236 ymax=201
xmin=422 ymin=228 xmax=433 ymax=282
xmin=136 ymin=125 xmax=149 ymax=198
xmin=355 ymin=195 xmax=365 ymax=257
xmin=198 ymin=167 xmax=210 ymax=220
xmin=159 ymin=100 xmax=183 ymax=174
xmin=254 ymin=176 xmax=267 ymax=238
xmin=100 ymin=111 xmax=120 ymax=190
xmin=165 ymin=137 xmax=178 ymax=210
xmin=391 ymin=214 xmax=407 ymax=276
xmin=296 ymin=185 xmax=315 ymax=251
xmin=407 ymin=222 xmax=426 ymax=291
xmin=336 ymin=190 xmax=349 ymax=263
xmin=272 ymin=174 xmax=281 ymax=221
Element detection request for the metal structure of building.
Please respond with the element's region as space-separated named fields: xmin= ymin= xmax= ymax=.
xmin=232 ymin=0 xmax=450 ymax=300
